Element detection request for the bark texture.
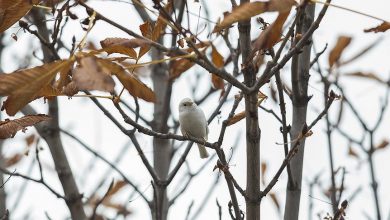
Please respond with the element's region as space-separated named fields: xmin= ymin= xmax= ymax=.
xmin=26 ymin=9 xmax=87 ymax=220
xmin=239 ymin=0 xmax=261 ymax=218
xmin=284 ymin=4 xmax=316 ymax=220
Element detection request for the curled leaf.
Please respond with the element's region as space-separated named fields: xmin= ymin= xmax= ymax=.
xmin=227 ymin=111 xmax=246 ymax=126
xmin=0 ymin=114 xmax=51 ymax=139
xmin=328 ymin=36 xmax=352 ymax=68
xmin=348 ymin=146 xmax=359 ymax=159
xmin=213 ymin=0 xmax=296 ymax=32
xmin=364 ymin=22 xmax=390 ymax=33
xmin=252 ymin=11 xmax=289 ymax=55
xmin=97 ymin=58 xmax=156 ymax=102
xmin=73 ymin=57 xmax=116 ymax=93
xmin=169 ymin=59 xmax=195 ymax=80
xmin=0 ymin=0 xmax=38 ymax=33
xmin=0 ymin=60 xmax=71 ymax=116
xmin=375 ymin=139 xmax=389 ymax=151
xmin=211 ymin=46 xmax=225 ymax=90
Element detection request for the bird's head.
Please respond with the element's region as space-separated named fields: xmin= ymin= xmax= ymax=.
xmin=179 ymin=98 xmax=197 ymax=112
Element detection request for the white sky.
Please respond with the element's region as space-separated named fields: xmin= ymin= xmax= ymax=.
xmin=1 ymin=0 xmax=390 ymax=219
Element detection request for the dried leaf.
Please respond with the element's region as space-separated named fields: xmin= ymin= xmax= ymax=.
xmin=364 ymin=22 xmax=390 ymax=33
xmin=25 ymin=134 xmax=35 ymax=146
xmin=56 ymin=60 xmax=73 ymax=89
xmin=348 ymin=146 xmax=359 ymax=159
xmin=0 ymin=0 xmax=38 ymax=33
xmin=328 ymin=36 xmax=352 ymax=68
xmin=252 ymin=11 xmax=290 ymax=54
xmin=61 ymin=81 xmax=79 ymax=97
xmin=269 ymin=192 xmax=280 ymax=211
xmin=227 ymin=111 xmax=246 ymax=126
xmin=152 ymin=1 xmax=172 ymax=42
xmin=213 ymin=0 xmax=296 ymax=32
xmin=100 ymin=38 xmax=146 ymax=59
xmin=343 ymin=72 xmax=385 ymax=84
xmin=106 ymin=180 xmax=127 ymax=198
xmin=73 ymin=57 xmax=116 ymax=93
xmin=169 ymin=59 xmax=195 ymax=80
xmin=0 ymin=60 xmax=71 ymax=116
xmin=5 ymin=153 xmax=23 ymax=167
xmin=375 ymin=139 xmax=389 ymax=150
xmin=101 ymin=200 xmax=132 ymax=216
xmin=34 ymin=85 xmax=62 ymax=100
xmin=101 ymin=38 xmax=149 ymax=49
xmin=0 ymin=114 xmax=51 ymax=139
xmin=97 ymin=59 xmax=156 ymax=102
xmin=138 ymin=21 xmax=153 ymax=59
xmin=261 ymin=161 xmax=267 ymax=186
xmin=211 ymin=46 xmax=225 ymax=90
xmin=185 ymin=41 xmax=211 ymax=53
xmin=211 ymin=46 xmax=224 ymax=68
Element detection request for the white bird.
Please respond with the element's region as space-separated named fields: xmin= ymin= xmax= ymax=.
xmin=178 ymin=98 xmax=209 ymax=159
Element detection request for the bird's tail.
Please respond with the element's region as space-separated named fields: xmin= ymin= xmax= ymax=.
xmin=197 ymin=144 xmax=209 ymax=159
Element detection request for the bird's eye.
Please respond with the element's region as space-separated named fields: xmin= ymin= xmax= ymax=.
xmin=183 ymin=103 xmax=187 ymax=106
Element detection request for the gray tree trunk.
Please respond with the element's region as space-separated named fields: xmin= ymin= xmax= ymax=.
xmin=284 ymin=4 xmax=316 ymax=220
xmin=239 ymin=0 xmax=261 ymax=218
xmin=151 ymin=49 xmax=172 ymax=220
xmin=25 ymin=9 xmax=87 ymax=220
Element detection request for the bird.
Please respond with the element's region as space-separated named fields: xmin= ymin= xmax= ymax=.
xmin=178 ymin=98 xmax=209 ymax=159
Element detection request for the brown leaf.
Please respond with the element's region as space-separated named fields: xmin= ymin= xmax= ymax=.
xmin=252 ymin=11 xmax=290 ymax=54
xmin=97 ymin=59 xmax=156 ymax=102
xmin=364 ymin=22 xmax=390 ymax=33
xmin=0 ymin=0 xmax=38 ymax=33
xmin=56 ymin=60 xmax=73 ymax=89
xmin=211 ymin=75 xmax=225 ymax=90
xmin=152 ymin=1 xmax=173 ymax=42
xmin=211 ymin=46 xmax=225 ymax=90
xmin=61 ymin=81 xmax=79 ymax=97
xmin=343 ymin=72 xmax=385 ymax=84
xmin=5 ymin=153 xmax=23 ymax=167
xmin=73 ymin=57 xmax=116 ymax=93
xmin=348 ymin=146 xmax=359 ymax=159
xmin=138 ymin=21 xmax=153 ymax=59
xmin=269 ymin=192 xmax=280 ymax=211
xmin=213 ymin=0 xmax=296 ymax=32
xmin=25 ymin=134 xmax=35 ymax=146
xmin=375 ymin=139 xmax=389 ymax=150
xmin=328 ymin=36 xmax=352 ymax=68
xmin=100 ymin=38 xmax=149 ymax=49
xmin=106 ymin=180 xmax=127 ymax=198
xmin=211 ymin=46 xmax=224 ymax=68
xmin=261 ymin=161 xmax=267 ymax=186
xmin=34 ymin=85 xmax=62 ymax=100
xmin=99 ymin=38 xmax=146 ymax=59
xmin=0 ymin=114 xmax=51 ymax=139
xmin=184 ymin=41 xmax=211 ymax=53
xmin=169 ymin=59 xmax=195 ymax=80
xmin=0 ymin=60 xmax=71 ymax=116
xmin=227 ymin=111 xmax=246 ymax=126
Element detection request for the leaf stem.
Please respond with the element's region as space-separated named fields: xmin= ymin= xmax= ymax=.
xmin=311 ymin=0 xmax=388 ymax=22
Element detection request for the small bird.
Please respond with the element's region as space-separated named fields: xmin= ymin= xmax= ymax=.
xmin=178 ymin=98 xmax=209 ymax=159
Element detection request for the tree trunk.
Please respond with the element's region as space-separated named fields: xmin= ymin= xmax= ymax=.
xmin=151 ymin=49 xmax=172 ymax=220
xmin=239 ymin=0 xmax=261 ymax=218
xmin=284 ymin=4 xmax=315 ymax=220
xmin=25 ymin=9 xmax=87 ymax=220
